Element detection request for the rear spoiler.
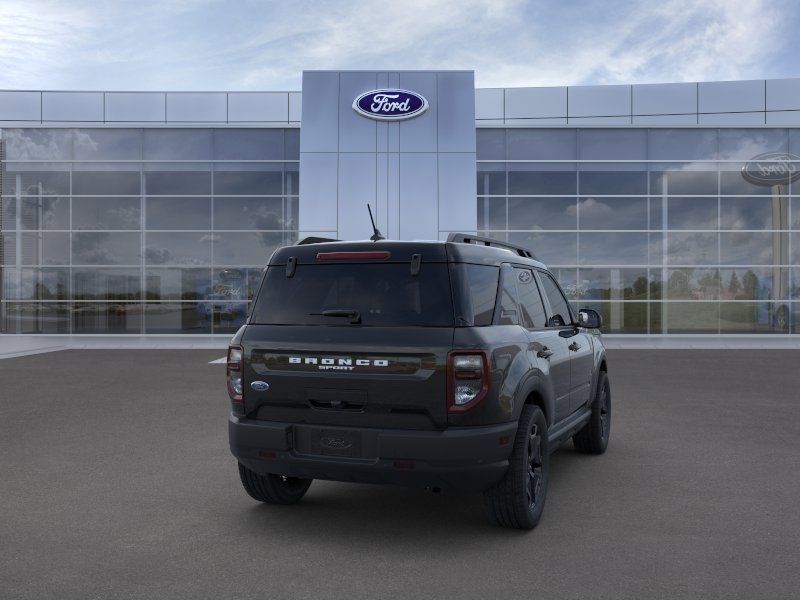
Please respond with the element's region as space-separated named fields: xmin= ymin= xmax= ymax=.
xmin=296 ymin=236 xmax=339 ymax=245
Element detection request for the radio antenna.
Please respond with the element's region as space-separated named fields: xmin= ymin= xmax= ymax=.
xmin=367 ymin=204 xmax=385 ymax=241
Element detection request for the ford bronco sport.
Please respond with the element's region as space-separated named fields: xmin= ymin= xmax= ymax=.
xmin=227 ymin=233 xmax=610 ymax=529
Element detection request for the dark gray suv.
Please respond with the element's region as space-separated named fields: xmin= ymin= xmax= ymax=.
xmin=227 ymin=234 xmax=610 ymax=529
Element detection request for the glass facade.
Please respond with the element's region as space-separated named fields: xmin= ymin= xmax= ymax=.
xmin=0 ymin=128 xmax=299 ymax=334
xmin=477 ymin=128 xmax=800 ymax=334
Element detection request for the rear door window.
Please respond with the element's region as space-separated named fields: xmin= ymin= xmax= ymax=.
xmin=451 ymin=264 xmax=499 ymax=326
xmin=251 ymin=263 xmax=453 ymax=327
xmin=515 ymin=268 xmax=547 ymax=328
xmin=539 ymin=272 xmax=573 ymax=327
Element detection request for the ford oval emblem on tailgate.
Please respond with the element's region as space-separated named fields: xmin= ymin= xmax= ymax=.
xmin=250 ymin=381 xmax=269 ymax=392
xmin=319 ymin=436 xmax=353 ymax=450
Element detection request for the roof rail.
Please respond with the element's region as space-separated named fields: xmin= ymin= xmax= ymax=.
xmin=296 ymin=236 xmax=338 ymax=245
xmin=446 ymin=233 xmax=537 ymax=260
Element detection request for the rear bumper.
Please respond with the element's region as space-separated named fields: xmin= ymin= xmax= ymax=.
xmin=229 ymin=415 xmax=517 ymax=492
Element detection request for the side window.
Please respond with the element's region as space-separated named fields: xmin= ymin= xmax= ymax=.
xmin=539 ymin=272 xmax=572 ymax=327
xmin=497 ymin=267 xmax=519 ymax=325
xmin=515 ymin=268 xmax=547 ymax=329
xmin=455 ymin=264 xmax=499 ymax=326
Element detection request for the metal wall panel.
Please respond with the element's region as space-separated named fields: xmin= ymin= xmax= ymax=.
xmin=105 ymin=92 xmax=165 ymax=122
xmin=766 ymin=111 xmax=800 ymax=126
xmin=166 ymin=92 xmax=226 ymax=122
xmin=475 ymin=88 xmax=504 ymax=120
xmin=437 ymin=71 xmax=475 ymax=153
xmin=228 ymin=92 xmax=288 ymax=122
xmin=632 ymin=82 xmax=696 ymax=115
xmin=505 ymin=86 xmax=567 ymax=119
xmin=337 ymin=153 xmax=377 ymax=240
xmin=298 ymin=152 xmax=338 ymax=231
xmin=338 ymin=72 xmax=377 ymax=153
xmin=288 ymin=92 xmax=302 ymax=122
xmin=698 ymin=80 xmax=764 ymax=114
xmin=438 ymin=153 xmax=477 ymax=233
xmin=632 ymin=114 xmax=698 ymax=125
xmin=42 ymin=92 xmax=103 ymax=121
xmin=568 ymin=85 xmax=631 ymax=117
xmin=399 ymin=153 xmax=438 ymax=240
xmin=698 ymin=111 xmax=765 ymax=125
xmin=299 ymin=72 xmax=339 ymax=152
xmin=569 ymin=116 xmax=631 ymax=125
xmin=399 ymin=72 xmax=438 ymax=153
xmin=0 ymin=91 xmax=41 ymax=121
xmin=766 ymin=78 xmax=800 ymax=111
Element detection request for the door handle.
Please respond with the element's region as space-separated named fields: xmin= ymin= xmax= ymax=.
xmin=568 ymin=341 xmax=581 ymax=352
xmin=537 ymin=346 xmax=553 ymax=359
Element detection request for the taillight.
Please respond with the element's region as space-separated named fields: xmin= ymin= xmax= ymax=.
xmin=227 ymin=344 xmax=244 ymax=411
xmin=447 ymin=350 xmax=491 ymax=413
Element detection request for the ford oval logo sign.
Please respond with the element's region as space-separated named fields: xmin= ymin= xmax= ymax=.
xmin=250 ymin=381 xmax=269 ymax=392
xmin=353 ymin=89 xmax=428 ymax=121
xmin=741 ymin=152 xmax=800 ymax=186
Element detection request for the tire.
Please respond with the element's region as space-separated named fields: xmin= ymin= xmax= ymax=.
xmin=485 ymin=405 xmax=549 ymax=530
xmin=237 ymin=462 xmax=312 ymax=505
xmin=573 ymin=371 xmax=611 ymax=455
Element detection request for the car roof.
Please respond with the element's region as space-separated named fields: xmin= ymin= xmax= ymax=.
xmin=269 ymin=239 xmax=548 ymax=270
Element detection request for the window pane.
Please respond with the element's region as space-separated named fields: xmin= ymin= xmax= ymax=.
xmin=578 ymin=129 xmax=646 ymax=160
xmin=3 ymin=268 xmax=69 ymax=300
xmin=515 ymin=269 xmax=547 ymax=328
xmin=667 ymin=197 xmax=718 ymax=230
xmin=2 ymin=303 xmax=70 ymax=333
xmin=144 ymin=171 xmax=211 ymax=195
xmin=580 ymin=301 xmax=648 ymax=334
xmin=508 ymin=167 xmax=576 ymax=195
xmin=720 ymin=267 xmax=788 ymax=301
xmin=20 ymin=197 xmax=70 ymax=230
xmin=507 ymin=129 xmax=576 ymax=160
xmin=456 ymin=264 xmax=499 ymax=326
xmin=72 ymin=171 xmax=141 ymax=195
xmin=143 ymin=129 xmax=213 ymax=160
xmin=720 ymin=197 xmax=781 ymax=230
xmin=578 ymin=268 xmax=649 ymax=300
xmin=666 ymin=232 xmax=719 ymax=265
xmin=72 ymin=232 xmax=140 ymax=265
xmin=579 ymin=170 xmax=647 ymax=195
xmin=144 ymin=303 xmax=211 ymax=334
xmin=508 ymin=197 xmax=576 ymax=230
xmin=507 ymin=232 xmax=577 ymax=265
xmin=146 ymin=268 xmax=212 ymax=300
xmin=477 ymin=197 xmax=506 ymax=230
xmin=72 ymin=268 xmax=141 ymax=300
xmin=4 ymin=129 xmax=72 ymax=160
xmin=650 ymin=168 xmax=718 ymax=195
xmin=578 ymin=197 xmax=647 ymax=230
xmin=664 ymin=302 xmax=719 ymax=333
xmin=72 ymin=197 xmax=140 ymax=230
xmin=539 ymin=272 xmax=571 ymax=327
xmin=720 ymin=167 xmax=774 ymax=195
xmin=213 ymin=197 xmax=285 ymax=230
xmin=718 ymin=129 xmax=788 ymax=160
xmin=21 ymin=232 xmax=70 ymax=265
xmin=720 ymin=302 xmax=784 ymax=333
xmin=73 ymin=303 xmax=142 ymax=333
xmin=213 ymin=303 xmax=249 ymax=334
xmin=5 ymin=170 xmax=70 ymax=196
xmin=211 ymin=267 xmax=260 ymax=301
xmin=285 ymin=129 xmax=300 ymax=159
xmin=214 ymin=129 xmax=284 ymax=160
xmin=477 ymin=164 xmax=506 ymax=195
xmin=666 ymin=268 xmax=720 ymax=300
xmin=720 ymin=232 xmax=777 ymax=265
xmin=497 ymin=269 xmax=519 ymax=326
xmin=477 ymin=129 xmax=505 ymax=160
xmin=73 ymin=129 xmax=142 ymax=160
xmin=212 ymin=232 xmax=285 ymax=265
xmin=145 ymin=232 xmax=212 ymax=265
xmin=648 ymin=129 xmax=717 ymax=160
xmin=145 ymin=197 xmax=211 ymax=230
xmin=213 ymin=167 xmax=283 ymax=195
xmin=579 ymin=233 xmax=649 ymax=265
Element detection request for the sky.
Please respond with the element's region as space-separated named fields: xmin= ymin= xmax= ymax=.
xmin=0 ymin=0 xmax=798 ymax=91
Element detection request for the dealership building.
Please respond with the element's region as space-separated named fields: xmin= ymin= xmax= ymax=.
xmin=1 ymin=70 xmax=799 ymax=339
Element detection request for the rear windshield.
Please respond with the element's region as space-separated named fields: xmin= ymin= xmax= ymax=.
xmin=251 ymin=263 xmax=454 ymax=326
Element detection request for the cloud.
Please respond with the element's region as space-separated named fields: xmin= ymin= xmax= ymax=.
xmin=0 ymin=0 xmax=795 ymax=91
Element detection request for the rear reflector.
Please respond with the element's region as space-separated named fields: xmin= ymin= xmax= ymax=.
xmin=316 ymin=251 xmax=390 ymax=261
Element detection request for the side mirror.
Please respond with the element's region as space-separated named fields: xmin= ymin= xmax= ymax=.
xmin=578 ymin=308 xmax=602 ymax=329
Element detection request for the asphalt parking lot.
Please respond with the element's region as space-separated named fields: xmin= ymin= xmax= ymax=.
xmin=1 ymin=349 xmax=799 ymax=599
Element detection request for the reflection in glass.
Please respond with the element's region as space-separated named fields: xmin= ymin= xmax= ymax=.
xmin=578 ymin=197 xmax=647 ymax=230
xmin=505 ymin=232 xmax=577 ymax=266
xmin=666 ymin=268 xmax=720 ymax=300
xmin=72 ymin=268 xmax=141 ymax=300
xmin=213 ymin=167 xmax=283 ymax=195
xmin=667 ymin=197 xmax=718 ymax=230
xmin=73 ymin=303 xmax=142 ymax=333
xmin=665 ymin=302 xmax=719 ymax=333
xmin=212 ymin=232 xmax=286 ymax=266
xmin=72 ymin=197 xmax=140 ymax=230
xmin=720 ymin=232 xmax=777 ymax=265
xmin=144 ymin=171 xmax=211 ymax=195
xmin=21 ymin=232 xmax=70 ymax=265
xmin=73 ymin=129 xmax=142 ymax=160
xmin=2 ymin=303 xmax=70 ymax=333
xmin=477 ymin=164 xmax=506 ymax=195
xmin=145 ymin=197 xmax=211 ymax=230
xmin=578 ymin=268 xmax=649 ymax=300
xmin=145 ymin=232 xmax=212 ymax=266
xmin=213 ymin=197 xmax=285 ymax=230
xmin=720 ymin=169 xmax=775 ymax=196
xmin=666 ymin=233 xmax=718 ymax=265
xmin=144 ymin=303 xmax=211 ymax=334
xmin=3 ymin=129 xmax=72 ymax=160
xmin=650 ymin=168 xmax=717 ymax=195
xmin=648 ymin=129 xmax=717 ymax=161
xmin=21 ymin=197 xmax=70 ymax=230
xmin=579 ymin=170 xmax=647 ymax=195
xmin=720 ymin=302 xmax=783 ymax=333
xmin=5 ymin=170 xmax=70 ymax=196
xmin=718 ymin=129 xmax=788 ymax=160
xmin=507 ymin=129 xmax=576 ymax=160
xmin=508 ymin=197 xmax=576 ymax=230
xmin=72 ymin=232 xmax=140 ymax=265
xmin=580 ymin=301 xmax=648 ymax=334
xmin=214 ymin=129 xmax=284 ymax=160
xmin=720 ymin=197 xmax=781 ymax=230
xmin=719 ymin=267 xmax=787 ymax=301
xmin=579 ymin=233 xmax=649 ymax=265
xmin=477 ymin=197 xmax=506 ymax=230
xmin=72 ymin=171 xmax=141 ymax=195
xmin=9 ymin=268 xmax=69 ymax=300
xmin=508 ymin=168 xmax=576 ymax=196
xmin=145 ymin=268 xmax=212 ymax=300
xmin=476 ymin=129 xmax=505 ymax=160
xmin=578 ymin=129 xmax=646 ymax=161
xmin=143 ymin=129 xmax=213 ymax=160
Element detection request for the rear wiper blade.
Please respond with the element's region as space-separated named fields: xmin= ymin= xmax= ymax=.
xmin=310 ymin=309 xmax=362 ymax=324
